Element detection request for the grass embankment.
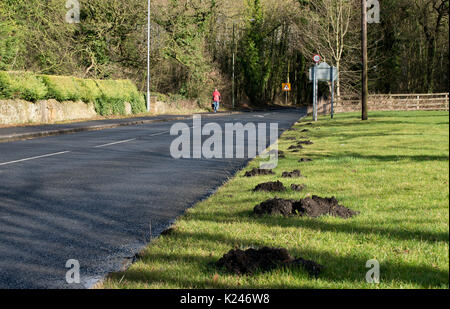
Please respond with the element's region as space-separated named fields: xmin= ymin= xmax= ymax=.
xmin=103 ymin=111 xmax=449 ymax=289
xmin=0 ymin=71 xmax=146 ymax=116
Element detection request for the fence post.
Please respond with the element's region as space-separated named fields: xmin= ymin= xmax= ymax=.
xmin=446 ymin=93 xmax=449 ymax=111
xmin=416 ymin=95 xmax=420 ymax=110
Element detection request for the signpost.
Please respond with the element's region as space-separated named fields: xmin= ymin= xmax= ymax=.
xmin=309 ymin=58 xmax=338 ymax=121
xmin=282 ymin=83 xmax=291 ymax=92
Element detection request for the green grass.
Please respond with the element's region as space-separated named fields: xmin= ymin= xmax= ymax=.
xmin=102 ymin=111 xmax=449 ymax=289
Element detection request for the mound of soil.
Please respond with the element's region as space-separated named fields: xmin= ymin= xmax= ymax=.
xmin=254 ymin=198 xmax=294 ymax=216
xmin=216 ymin=247 xmax=323 ymax=277
xmin=299 ymin=158 xmax=313 ymax=162
xmin=253 ymin=181 xmax=287 ymax=192
xmin=244 ymin=168 xmax=275 ymax=177
xmin=297 ymin=140 xmax=313 ymax=145
xmin=293 ymin=195 xmax=359 ymax=219
xmin=291 ymin=149 xmax=300 ymax=153
xmin=253 ymin=196 xmax=358 ymax=219
xmin=291 ymin=184 xmax=306 ymax=192
xmin=288 ymin=144 xmax=303 ymax=150
xmin=282 ymin=170 xmax=303 ymax=178
xmin=301 ymin=129 xmax=310 ymax=132
xmin=285 ymin=137 xmax=297 ymax=140
xmin=161 ymin=227 xmax=175 ymax=236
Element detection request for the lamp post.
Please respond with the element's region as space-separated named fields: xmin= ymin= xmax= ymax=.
xmin=232 ymin=22 xmax=235 ymax=110
xmin=361 ymin=0 xmax=368 ymax=120
xmin=147 ymin=0 xmax=151 ymax=112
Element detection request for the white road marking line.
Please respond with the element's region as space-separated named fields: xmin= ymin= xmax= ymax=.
xmin=0 ymin=151 xmax=71 ymax=167
xmin=94 ymin=126 xmax=192 ymax=148
xmin=94 ymin=138 xmax=136 ymax=148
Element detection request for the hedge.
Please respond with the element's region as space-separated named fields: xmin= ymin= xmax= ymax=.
xmin=0 ymin=71 xmax=48 ymax=102
xmin=0 ymin=71 xmax=146 ymax=115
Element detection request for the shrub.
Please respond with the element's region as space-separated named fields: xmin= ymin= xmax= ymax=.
xmin=96 ymin=79 xmax=146 ymax=115
xmin=76 ymin=78 xmax=102 ymax=103
xmin=40 ymin=75 xmax=81 ymax=102
xmin=94 ymin=95 xmax=126 ymax=116
xmin=0 ymin=71 xmax=145 ymax=115
xmin=3 ymin=72 xmax=48 ymax=102
xmin=0 ymin=71 xmax=13 ymax=98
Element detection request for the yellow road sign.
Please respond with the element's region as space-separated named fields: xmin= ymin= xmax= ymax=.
xmin=282 ymin=83 xmax=291 ymax=92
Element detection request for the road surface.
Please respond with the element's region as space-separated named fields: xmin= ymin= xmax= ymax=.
xmin=0 ymin=109 xmax=306 ymax=288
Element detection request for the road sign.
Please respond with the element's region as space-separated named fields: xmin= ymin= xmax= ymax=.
xmin=313 ymin=54 xmax=321 ymax=63
xmin=309 ymin=62 xmax=338 ymax=82
xmin=308 ymin=62 xmax=339 ymax=121
xmin=282 ymin=83 xmax=291 ymax=92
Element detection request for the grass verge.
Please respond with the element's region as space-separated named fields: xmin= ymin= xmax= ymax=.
xmin=102 ymin=111 xmax=449 ymax=289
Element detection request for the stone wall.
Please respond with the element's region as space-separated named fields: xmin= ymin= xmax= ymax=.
xmin=0 ymin=99 xmax=97 ymax=125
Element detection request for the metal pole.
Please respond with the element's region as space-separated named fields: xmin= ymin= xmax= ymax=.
xmin=146 ymin=0 xmax=151 ymax=112
xmin=232 ymin=23 xmax=235 ymax=109
xmin=361 ymin=0 xmax=368 ymax=120
xmin=313 ymin=63 xmax=318 ymax=121
xmin=331 ymin=67 xmax=334 ymax=119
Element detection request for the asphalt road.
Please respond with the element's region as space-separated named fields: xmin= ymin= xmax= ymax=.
xmin=0 ymin=109 xmax=306 ymax=289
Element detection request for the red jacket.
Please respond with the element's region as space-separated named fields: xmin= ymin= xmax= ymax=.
xmin=212 ymin=91 xmax=221 ymax=102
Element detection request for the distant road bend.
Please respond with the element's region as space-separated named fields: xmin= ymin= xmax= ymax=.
xmin=0 ymin=109 xmax=306 ymax=289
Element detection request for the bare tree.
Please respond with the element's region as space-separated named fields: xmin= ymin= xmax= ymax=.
xmin=297 ymin=0 xmax=359 ymax=98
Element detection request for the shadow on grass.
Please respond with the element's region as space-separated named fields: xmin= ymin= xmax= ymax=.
xmin=108 ymin=228 xmax=448 ymax=289
xmin=307 ymin=152 xmax=449 ymax=163
xmin=189 ymin=210 xmax=449 ymax=244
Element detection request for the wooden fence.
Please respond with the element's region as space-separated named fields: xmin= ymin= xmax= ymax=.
xmin=310 ymin=93 xmax=449 ymax=115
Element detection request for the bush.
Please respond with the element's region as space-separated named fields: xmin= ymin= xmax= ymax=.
xmin=0 ymin=71 xmax=13 ymax=98
xmin=94 ymin=95 xmax=126 ymax=116
xmin=1 ymin=72 xmax=48 ymax=102
xmin=40 ymin=75 xmax=82 ymax=102
xmin=76 ymin=78 xmax=102 ymax=103
xmin=96 ymin=79 xmax=146 ymax=115
xmin=0 ymin=71 xmax=146 ymax=115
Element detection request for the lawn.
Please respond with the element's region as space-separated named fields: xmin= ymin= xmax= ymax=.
xmin=102 ymin=111 xmax=449 ymax=289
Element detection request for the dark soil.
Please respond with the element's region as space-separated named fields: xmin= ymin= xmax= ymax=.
xmin=288 ymin=144 xmax=303 ymax=150
xmin=254 ymin=198 xmax=294 ymax=216
xmin=160 ymin=227 xmax=175 ymax=236
xmin=253 ymin=181 xmax=287 ymax=192
xmin=291 ymin=184 xmax=306 ymax=192
xmin=253 ymin=196 xmax=358 ymax=219
xmin=244 ymin=168 xmax=275 ymax=177
xmin=299 ymin=158 xmax=313 ymax=162
xmin=297 ymin=140 xmax=313 ymax=145
xmin=293 ymin=195 xmax=359 ymax=219
xmin=216 ymin=247 xmax=323 ymax=277
xmin=291 ymin=149 xmax=300 ymax=153
xmin=285 ymin=137 xmax=297 ymax=140
xmin=301 ymin=129 xmax=310 ymax=132
xmin=282 ymin=170 xmax=303 ymax=178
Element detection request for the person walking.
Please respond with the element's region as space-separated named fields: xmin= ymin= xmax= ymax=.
xmin=212 ymin=88 xmax=221 ymax=113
